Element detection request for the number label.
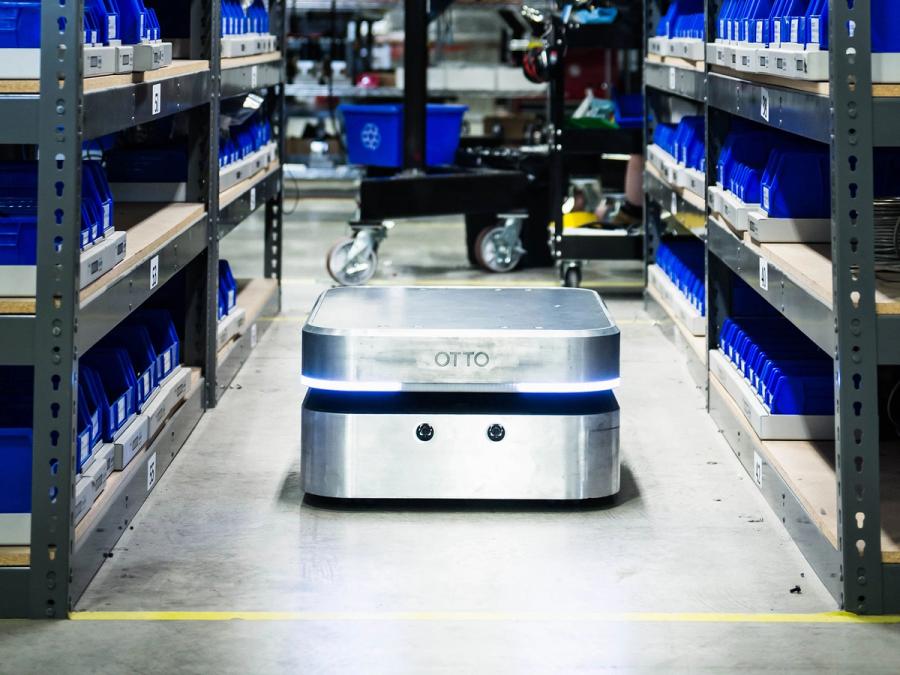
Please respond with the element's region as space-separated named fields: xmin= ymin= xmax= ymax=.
xmin=760 ymin=87 xmax=770 ymax=122
xmin=249 ymin=186 xmax=257 ymax=212
xmin=759 ymin=257 xmax=769 ymax=291
xmin=152 ymin=83 xmax=162 ymax=115
xmin=150 ymin=255 xmax=160 ymax=290
xmin=147 ymin=452 xmax=157 ymax=491
xmin=668 ymin=66 xmax=677 ymax=90
xmin=753 ymin=452 xmax=763 ymax=487
xmin=251 ymin=65 xmax=259 ymax=89
xmin=670 ymin=191 xmax=678 ymax=216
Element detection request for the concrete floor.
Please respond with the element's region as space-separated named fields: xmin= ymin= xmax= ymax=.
xmin=3 ymin=199 xmax=900 ymax=673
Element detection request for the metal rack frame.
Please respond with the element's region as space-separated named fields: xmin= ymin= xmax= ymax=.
xmin=0 ymin=0 xmax=286 ymax=619
xmin=643 ymin=0 xmax=900 ymax=613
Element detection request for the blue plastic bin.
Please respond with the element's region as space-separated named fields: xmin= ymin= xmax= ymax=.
xmin=77 ymin=382 xmax=95 ymax=472
xmin=339 ymin=104 xmax=468 ymax=168
xmin=0 ymin=215 xmax=37 ymax=265
xmin=129 ymin=309 xmax=180 ymax=381
xmin=614 ymin=94 xmax=644 ymax=129
xmin=0 ymin=428 xmax=31 ymax=513
xmin=218 ymin=259 xmax=237 ymax=319
xmin=0 ymin=1 xmax=40 ymax=48
xmin=80 ymin=350 xmax=138 ymax=442
xmin=102 ymin=324 xmax=159 ymax=409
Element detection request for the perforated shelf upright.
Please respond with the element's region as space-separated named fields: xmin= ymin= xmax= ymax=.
xmin=0 ymin=0 xmax=286 ymax=619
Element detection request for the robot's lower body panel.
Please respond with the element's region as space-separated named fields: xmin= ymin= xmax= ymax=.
xmin=301 ymin=390 xmax=620 ymax=500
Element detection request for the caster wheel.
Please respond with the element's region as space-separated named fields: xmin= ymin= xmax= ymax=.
xmin=474 ymin=225 xmax=524 ymax=273
xmin=563 ymin=266 xmax=582 ymax=288
xmin=327 ymin=236 xmax=378 ymax=286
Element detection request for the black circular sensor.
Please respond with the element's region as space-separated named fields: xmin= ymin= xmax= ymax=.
xmin=487 ymin=424 xmax=506 ymax=442
xmin=416 ymin=423 xmax=434 ymax=442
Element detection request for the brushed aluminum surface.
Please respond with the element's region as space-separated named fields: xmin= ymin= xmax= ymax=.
xmin=301 ymin=391 xmax=620 ymax=500
xmin=302 ymin=286 xmax=620 ymax=390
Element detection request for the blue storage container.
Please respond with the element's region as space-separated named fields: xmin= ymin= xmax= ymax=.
xmin=760 ymin=148 xmax=830 ymax=218
xmin=129 ymin=309 xmax=180 ymax=381
xmin=102 ymin=324 xmax=159 ymax=409
xmin=106 ymin=146 xmax=189 ymax=184
xmin=79 ymin=369 xmax=103 ymax=452
xmin=0 ymin=215 xmax=37 ymax=265
xmin=614 ymin=94 xmax=644 ymax=129
xmin=80 ymin=349 xmax=138 ymax=441
xmin=0 ymin=1 xmax=40 ymax=48
xmin=657 ymin=239 xmax=706 ymax=315
xmin=340 ymin=104 xmax=468 ymax=168
xmin=84 ymin=161 xmax=114 ymax=237
xmin=76 ymin=382 xmax=95 ymax=472
xmin=219 ymin=259 xmax=237 ymax=319
xmin=0 ymin=428 xmax=31 ymax=513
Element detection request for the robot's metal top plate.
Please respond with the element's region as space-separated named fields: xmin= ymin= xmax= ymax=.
xmin=302 ymin=286 xmax=620 ymax=392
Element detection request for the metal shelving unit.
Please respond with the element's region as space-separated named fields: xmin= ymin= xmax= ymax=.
xmin=0 ymin=0 xmax=286 ymax=618
xmin=641 ymin=0 xmax=900 ymax=613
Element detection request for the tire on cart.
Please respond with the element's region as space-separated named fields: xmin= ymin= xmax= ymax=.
xmin=326 ymin=236 xmax=379 ymax=286
xmin=562 ymin=264 xmax=582 ymax=288
xmin=474 ymin=222 xmax=525 ymax=274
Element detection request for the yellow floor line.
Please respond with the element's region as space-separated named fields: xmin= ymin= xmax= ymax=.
xmin=65 ymin=610 xmax=900 ymax=624
xmin=279 ymin=277 xmax=645 ymax=289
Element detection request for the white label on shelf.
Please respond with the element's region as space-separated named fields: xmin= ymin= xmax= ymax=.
xmin=147 ymin=452 xmax=157 ymax=491
xmin=668 ymin=66 xmax=676 ymax=90
xmin=670 ymin=191 xmax=678 ymax=216
xmin=109 ymin=16 xmax=117 ymax=40
xmin=753 ymin=451 xmax=763 ymax=487
xmin=251 ymin=65 xmax=259 ymax=89
xmin=250 ymin=186 xmax=257 ymax=212
xmin=756 ymin=21 xmax=763 ymax=44
xmin=80 ymin=434 xmax=89 ymax=464
xmin=117 ymin=398 xmax=125 ymax=424
xmin=152 ymin=83 xmax=162 ymax=115
xmin=774 ymin=21 xmax=782 ymax=46
xmin=791 ymin=18 xmax=799 ymax=44
xmin=759 ymin=257 xmax=769 ymax=291
xmin=150 ymin=255 xmax=160 ymax=290
xmin=760 ymin=87 xmax=770 ymax=122
xmin=163 ymin=351 xmax=172 ymax=373
xmin=251 ymin=323 xmax=258 ymax=349
xmin=810 ymin=17 xmax=820 ymax=45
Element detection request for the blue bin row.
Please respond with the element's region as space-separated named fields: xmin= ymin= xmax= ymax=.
xmin=218 ymin=259 xmax=237 ymax=320
xmin=719 ymin=316 xmax=833 ymax=415
xmin=220 ymin=113 xmax=273 ymax=169
xmin=717 ymin=128 xmax=900 ymax=217
xmin=221 ymin=0 xmax=269 ymax=36
xmin=657 ymin=239 xmax=705 ymax=316
xmin=0 ymin=0 xmax=161 ymax=49
xmin=716 ymin=0 xmax=900 ymax=52
xmin=79 ymin=310 xmax=180 ymax=463
xmin=339 ymin=104 xmax=468 ymax=169
xmin=656 ymin=0 xmax=705 ymax=40
xmin=653 ymin=116 xmax=705 ymax=172
xmin=0 ymin=161 xmax=114 ymax=266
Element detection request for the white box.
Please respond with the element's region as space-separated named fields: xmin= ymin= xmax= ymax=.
xmin=142 ymin=367 xmax=191 ymax=442
xmin=74 ymin=476 xmax=97 ymax=526
xmin=114 ymin=415 xmax=150 ymax=471
xmin=747 ymin=210 xmax=831 ymax=244
xmin=0 ymin=514 xmax=30 ymax=546
xmin=217 ymin=307 xmax=247 ymax=352
xmin=82 ymin=460 xmax=108 ymax=499
xmin=133 ymin=41 xmax=173 ymax=72
xmin=93 ymin=443 xmax=116 ymax=480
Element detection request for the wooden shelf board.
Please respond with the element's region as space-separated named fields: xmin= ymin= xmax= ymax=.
xmin=711 ymin=373 xmax=900 ymax=561
xmin=219 ymin=161 xmax=280 ymax=209
xmin=646 ymin=272 xmax=706 ymax=363
xmin=711 ymin=64 xmax=900 ymax=98
xmin=646 ymin=53 xmax=705 ymax=72
xmin=0 ymin=60 xmax=209 ymax=95
xmin=221 ymin=52 xmax=282 ymax=70
xmin=0 ymin=546 xmax=29 ymax=567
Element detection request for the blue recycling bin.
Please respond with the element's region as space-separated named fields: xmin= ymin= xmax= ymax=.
xmin=339 ymin=104 xmax=468 ymax=168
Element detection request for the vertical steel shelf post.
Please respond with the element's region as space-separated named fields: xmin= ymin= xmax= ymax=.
xmin=265 ymin=0 xmax=287 ymax=290
xmin=29 ymin=0 xmax=85 ymax=617
xmin=830 ymin=0 xmax=884 ymax=614
xmin=206 ymin=0 xmax=224 ymax=407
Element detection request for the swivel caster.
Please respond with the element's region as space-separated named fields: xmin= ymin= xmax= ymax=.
xmin=327 ymin=228 xmax=381 ymax=286
xmin=562 ymin=264 xmax=582 ymax=288
xmin=474 ymin=215 xmax=526 ymax=274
